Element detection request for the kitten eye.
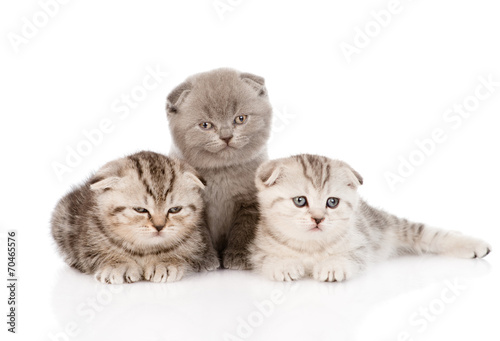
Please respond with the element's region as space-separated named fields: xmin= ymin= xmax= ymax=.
xmin=168 ymin=206 xmax=182 ymax=214
xmin=199 ymin=122 xmax=213 ymax=130
xmin=133 ymin=207 xmax=149 ymax=214
xmin=326 ymin=198 xmax=340 ymax=209
xmin=292 ymin=196 xmax=308 ymax=208
xmin=234 ymin=115 xmax=248 ymax=125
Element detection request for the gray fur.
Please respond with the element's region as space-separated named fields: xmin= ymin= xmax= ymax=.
xmin=166 ymin=68 xmax=272 ymax=269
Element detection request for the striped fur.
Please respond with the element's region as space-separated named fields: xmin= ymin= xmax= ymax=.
xmin=250 ymin=154 xmax=491 ymax=282
xmin=51 ymin=151 xmax=219 ymax=284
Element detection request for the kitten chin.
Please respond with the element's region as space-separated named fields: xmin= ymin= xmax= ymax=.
xmin=51 ymin=151 xmax=220 ymax=284
xmin=250 ymin=154 xmax=491 ymax=282
xmin=166 ymin=68 xmax=272 ymax=268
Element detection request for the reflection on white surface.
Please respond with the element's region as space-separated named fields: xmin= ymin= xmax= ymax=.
xmin=46 ymin=255 xmax=491 ymax=341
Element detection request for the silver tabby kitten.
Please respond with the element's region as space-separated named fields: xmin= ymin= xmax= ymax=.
xmin=51 ymin=151 xmax=219 ymax=284
xmin=166 ymin=68 xmax=272 ymax=269
xmin=250 ymin=154 xmax=491 ymax=282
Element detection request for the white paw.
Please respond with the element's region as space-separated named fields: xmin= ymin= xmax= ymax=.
xmin=95 ymin=263 xmax=142 ymax=284
xmin=262 ymin=262 xmax=305 ymax=281
xmin=313 ymin=261 xmax=357 ymax=282
xmin=443 ymin=234 xmax=491 ymax=259
xmin=144 ymin=264 xmax=185 ymax=283
xmin=124 ymin=264 xmax=143 ymax=283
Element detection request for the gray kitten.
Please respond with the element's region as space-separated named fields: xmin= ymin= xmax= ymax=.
xmin=250 ymin=154 xmax=491 ymax=281
xmin=166 ymin=68 xmax=272 ymax=269
xmin=51 ymin=151 xmax=219 ymax=284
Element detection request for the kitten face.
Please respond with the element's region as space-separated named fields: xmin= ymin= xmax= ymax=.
xmin=167 ymin=68 xmax=272 ymax=168
xmin=90 ymin=152 xmax=205 ymax=250
xmin=256 ymin=155 xmax=363 ymax=243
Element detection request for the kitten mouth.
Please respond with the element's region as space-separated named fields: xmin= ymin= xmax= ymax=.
xmin=309 ymin=226 xmax=322 ymax=232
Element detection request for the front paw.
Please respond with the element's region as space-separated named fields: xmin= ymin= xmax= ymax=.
xmin=223 ymin=250 xmax=251 ymax=270
xmin=144 ymin=263 xmax=185 ymax=283
xmin=262 ymin=262 xmax=305 ymax=281
xmin=313 ymin=260 xmax=357 ymax=282
xmin=202 ymin=253 xmax=221 ymax=271
xmin=95 ymin=263 xmax=142 ymax=284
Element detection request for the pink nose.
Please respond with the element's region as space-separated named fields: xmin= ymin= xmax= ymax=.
xmin=312 ymin=217 xmax=324 ymax=225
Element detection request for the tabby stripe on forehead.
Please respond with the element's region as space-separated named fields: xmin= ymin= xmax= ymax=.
xmin=305 ymin=154 xmax=325 ymax=188
xmin=297 ymin=156 xmax=316 ymax=188
xmin=162 ymin=157 xmax=177 ymax=201
xmin=322 ymin=164 xmax=331 ymax=189
xmin=129 ymin=156 xmax=143 ymax=178
xmin=129 ymin=155 xmax=156 ymax=199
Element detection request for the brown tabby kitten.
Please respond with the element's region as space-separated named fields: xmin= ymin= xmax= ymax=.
xmin=51 ymin=151 xmax=219 ymax=284
xmin=250 ymin=154 xmax=491 ymax=282
xmin=166 ymin=68 xmax=272 ymax=269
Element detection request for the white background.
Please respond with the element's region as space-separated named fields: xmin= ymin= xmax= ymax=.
xmin=1 ymin=0 xmax=499 ymax=340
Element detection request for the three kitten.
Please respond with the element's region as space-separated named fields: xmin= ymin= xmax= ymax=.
xmin=166 ymin=68 xmax=272 ymax=269
xmin=250 ymin=154 xmax=491 ymax=282
xmin=51 ymin=151 xmax=219 ymax=284
xmin=53 ymin=69 xmax=492 ymax=284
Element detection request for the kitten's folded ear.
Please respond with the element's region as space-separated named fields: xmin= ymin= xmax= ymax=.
xmin=179 ymin=162 xmax=206 ymax=190
xmin=166 ymin=81 xmax=192 ymax=114
xmin=344 ymin=164 xmax=364 ymax=188
xmin=89 ymin=159 xmax=126 ymax=191
xmin=240 ymin=72 xmax=267 ymax=97
xmin=255 ymin=159 xmax=283 ymax=190
xmin=183 ymin=171 xmax=206 ymax=190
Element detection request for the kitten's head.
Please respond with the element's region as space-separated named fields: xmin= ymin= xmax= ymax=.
xmin=255 ymin=154 xmax=363 ymax=244
xmin=89 ymin=151 xmax=205 ymax=251
xmin=166 ymin=68 xmax=272 ymax=168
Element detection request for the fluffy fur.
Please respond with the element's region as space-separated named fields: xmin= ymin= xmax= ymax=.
xmin=250 ymin=154 xmax=491 ymax=282
xmin=166 ymin=68 xmax=272 ymax=269
xmin=51 ymin=151 xmax=219 ymax=284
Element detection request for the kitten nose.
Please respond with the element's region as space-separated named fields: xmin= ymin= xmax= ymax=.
xmin=221 ymin=136 xmax=233 ymax=145
xmin=312 ymin=217 xmax=325 ymax=225
xmin=153 ymin=224 xmax=165 ymax=232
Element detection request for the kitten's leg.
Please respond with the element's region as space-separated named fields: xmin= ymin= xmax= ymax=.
xmin=399 ymin=224 xmax=491 ymax=259
xmin=261 ymin=257 xmax=305 ymax=281
xmin=95 ymin=262 xmax=143 ymax=284
xmin=312 ymin=249 xmax=368 ymax=282
xmin=223 ymin=197 xmax=259 ymax=270
xmin=251 ymin=248 xmax=305 ymax=281
xmin=197 ymin=220 xmax=221 ymax=271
